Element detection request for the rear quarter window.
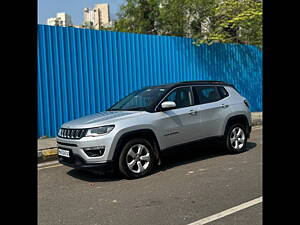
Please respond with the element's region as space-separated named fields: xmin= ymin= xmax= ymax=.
xmin=218 ymin=86 xmax=229 ymax=99
xmin=193 ymin=86 xmax=221 ymax=104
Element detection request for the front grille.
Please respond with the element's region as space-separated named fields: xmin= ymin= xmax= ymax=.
xmin=58 ymin=128 xmax=87 ymax=139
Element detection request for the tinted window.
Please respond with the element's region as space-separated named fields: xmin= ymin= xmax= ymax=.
xmin=109 ymin=87 xmax=167 ymax=111
xmin=164 ymin=87 xmax=192 ymax=108
xmin=218 ymin=86 xmax=229 ymax=99
xmin=193 ymin=86 xmax=221 ymax=104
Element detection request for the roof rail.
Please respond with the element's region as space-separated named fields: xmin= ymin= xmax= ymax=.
xmin=177 ymin=80 xmax=230 ymax=85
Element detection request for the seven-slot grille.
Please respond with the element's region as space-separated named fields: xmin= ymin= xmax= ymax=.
xmin=58 ymin=128 xmax=87 ymax=139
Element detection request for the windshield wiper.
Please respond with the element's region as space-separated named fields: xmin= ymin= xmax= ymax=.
xmin=107 ymin=108 xmax=122 ymax=111
xmin=125 ymin=107 xmax=148 ymax=111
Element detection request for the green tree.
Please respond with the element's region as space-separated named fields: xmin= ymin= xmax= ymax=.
xmin=114 ymin=0 xmax=190 ymax=37
xmin=114 ymin=0 xmax=160 ymax=34
xmin=114 ymin=0 xmax=262 ymax=48
xmin=193 ymin=0 xmax=262 ymax=48
xmin=157 ymin=0 xmax=188 ymax=37
xmin=186 ymin=0 xmax=217 ymax=38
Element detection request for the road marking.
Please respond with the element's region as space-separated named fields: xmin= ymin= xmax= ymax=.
xmin=186 ymin=196 xmax=262 ymax=225
xmin=38 ymin=160 xmax=59 ymax=168
xmin=38 ymin=164 xmax=62 ymax=170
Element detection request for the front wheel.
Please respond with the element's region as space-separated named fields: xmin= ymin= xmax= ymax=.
xmin=225 ymin=124 xmax=248 ymax=154
xmin=118 ymin=138 xmax=155 ymax=179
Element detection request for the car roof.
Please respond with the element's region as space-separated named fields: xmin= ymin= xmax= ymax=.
xmin=147 ymin=80 xmax=235 ymax=90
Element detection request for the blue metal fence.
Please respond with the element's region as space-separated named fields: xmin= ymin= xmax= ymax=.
xmin=38 ymin=25 xmax=262 ymax=138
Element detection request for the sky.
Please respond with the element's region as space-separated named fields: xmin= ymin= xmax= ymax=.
xmin=38 ymin=0 xmax=126 ymax=25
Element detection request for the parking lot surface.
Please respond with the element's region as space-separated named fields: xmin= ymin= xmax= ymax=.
xmin=38 ymin=127 xmax=262 ymax=225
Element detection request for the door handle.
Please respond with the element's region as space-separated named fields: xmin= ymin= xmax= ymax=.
xmin=220 ymin=104 xmax=229 ymax=108
xmin=189 ymin=110 xmax=197 ymax=115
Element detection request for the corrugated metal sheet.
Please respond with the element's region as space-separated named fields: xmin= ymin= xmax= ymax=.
xmin=38 ymin=25 xmax=262 ymax=138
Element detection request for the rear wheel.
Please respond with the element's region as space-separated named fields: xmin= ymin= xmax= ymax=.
xmin=225 ymin=123 xmax=248 ymax=153
xmin=118 ymin=138 xmax=155 ymax=179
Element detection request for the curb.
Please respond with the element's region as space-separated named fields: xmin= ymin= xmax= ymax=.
xmin=252 ymin=120 xmax=262 ymax=127
xmin=38 ymin=148 xmax=58 ymax=164
xmin=37 ymin=114 xmax=262 ymax=164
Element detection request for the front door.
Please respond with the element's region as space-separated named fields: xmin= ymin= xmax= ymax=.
xmin=156 ymin=86 xmax=200 ymax=148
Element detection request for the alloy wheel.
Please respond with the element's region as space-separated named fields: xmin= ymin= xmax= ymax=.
xmin=230 ymin=127 xmax=246 ymax=150
xmin=126 ymin=144 xmax=151 ymax=174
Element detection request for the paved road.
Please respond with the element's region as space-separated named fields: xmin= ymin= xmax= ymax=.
xmin=38 ymin=127 xmax=262 ymax=225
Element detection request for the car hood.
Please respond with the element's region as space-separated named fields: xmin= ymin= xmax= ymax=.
xmin=61 ymin=111 xmax=142 ymax=129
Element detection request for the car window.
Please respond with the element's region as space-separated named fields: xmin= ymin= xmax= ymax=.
xmin=164 ymin=87 xmax=192 ymax=109
xmin=108 ymin=87 xmax=167 ymax=111
xmin=218 ymin=86 xmax=229 ymax=99
xmin=193 ymin=86 xmax=221 ymax=104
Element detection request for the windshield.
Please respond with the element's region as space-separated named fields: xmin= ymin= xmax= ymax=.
xmin=108 ymin=87 xmax=167 ymax=111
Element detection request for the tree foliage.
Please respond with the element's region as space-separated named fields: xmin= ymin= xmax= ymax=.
xmin=114 ymin=0 xmax=160 ymax=34
xmin=113 ymin=0 xmax=262 ymax=48
xmin=157 ymin=0 xmax=189 ymax=36
xmin=194 ymin=0 xmax=262 ymax=48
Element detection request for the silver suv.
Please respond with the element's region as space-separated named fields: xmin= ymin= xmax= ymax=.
xmin=57 ymin=81 xmax=252 ymax=179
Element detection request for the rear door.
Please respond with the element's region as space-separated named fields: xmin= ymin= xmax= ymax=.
xmin=192 ymin=85 xmax=232 ymax=139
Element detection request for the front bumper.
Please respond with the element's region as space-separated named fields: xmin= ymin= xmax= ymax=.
xmin=56 ymin=132 xmax=117 ymax=172
xmin=56 ymin=132 xmax=115 ymax=164
xmin=58 ymin=154 xmax=114 ymax=171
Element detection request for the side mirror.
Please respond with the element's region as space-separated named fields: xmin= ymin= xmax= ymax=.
xmin=161 ymin=101 xmax=176 ymax=110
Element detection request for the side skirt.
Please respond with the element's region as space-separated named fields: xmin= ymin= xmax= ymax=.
xmin=160 ymin=135 xmax=225 ymax=152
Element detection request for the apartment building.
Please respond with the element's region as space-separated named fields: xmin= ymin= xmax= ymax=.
xmin=47 ymin=12 xmax=73 ymax=27
xmin=83 ymin=3 xmax=111 ymax=29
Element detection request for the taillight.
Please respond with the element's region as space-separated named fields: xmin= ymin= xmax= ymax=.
xmin=244 ymin=100 xmax=250 ymax=108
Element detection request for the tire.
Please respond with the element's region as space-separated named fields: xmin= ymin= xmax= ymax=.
xmin=225 ymin=123 xmax=248 ymax=154
xmin=118 ymin=138 xmax=155 ymax=179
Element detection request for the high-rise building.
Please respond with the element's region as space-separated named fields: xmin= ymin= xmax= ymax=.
xmin=83 ymin=3 xmax=111 ymax=29
xmin=47 ymin=12 xmax=73 ymax=27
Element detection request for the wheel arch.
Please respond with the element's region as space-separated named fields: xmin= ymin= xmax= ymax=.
xmin=224 ymin=114 xmax=250 ymax=137
xmin=112 ymin=129 xmax=161 ymax=163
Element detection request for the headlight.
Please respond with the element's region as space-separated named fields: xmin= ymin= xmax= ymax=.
xmin=85 ymin=125 xmax=115 ymax=137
